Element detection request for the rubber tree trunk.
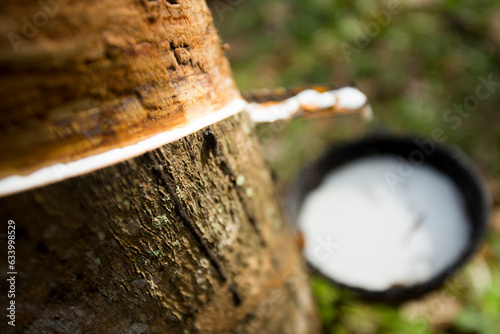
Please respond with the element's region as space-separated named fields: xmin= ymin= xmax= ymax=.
xmin=0 ymin=0 xmax=320 ymax=333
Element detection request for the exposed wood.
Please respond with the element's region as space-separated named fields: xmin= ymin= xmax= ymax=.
xmin=0 ymin=0 xmax=239 ymax=179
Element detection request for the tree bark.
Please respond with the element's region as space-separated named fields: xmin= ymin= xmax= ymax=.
xmin=0 ymin=0 xmax=320 ymax=333
xmin=0 ymin=0 xmax=238 ymax=178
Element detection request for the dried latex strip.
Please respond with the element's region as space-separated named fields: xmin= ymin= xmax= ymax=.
xmin=0 ymin=85 xmax=371 ymax=197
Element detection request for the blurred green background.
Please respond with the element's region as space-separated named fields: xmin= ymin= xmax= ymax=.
xmin=208 ymin=0 xmax=500 ymax=333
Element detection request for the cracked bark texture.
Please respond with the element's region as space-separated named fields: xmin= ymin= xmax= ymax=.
xmin=0 ymin=0 xmax=320 ymax=333
xmin=0 ymin=113 xmax=320 ymax=333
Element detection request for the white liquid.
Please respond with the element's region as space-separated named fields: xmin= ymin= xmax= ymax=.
xmin=0 ymin=86 xmax=372 ymax=197
xmin=0 ymin=98 xmax=248 ymax=197
xmin=248 ymin=87 xmax=371 ymax=123
xmin=298 ymin=156 xmax=469 ymax=291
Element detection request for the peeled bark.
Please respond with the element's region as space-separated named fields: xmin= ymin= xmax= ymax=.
xmin=0 ymin=0 xmax=238 ymax=178
xmin=0 ymin=0 xmax=320 ymax=333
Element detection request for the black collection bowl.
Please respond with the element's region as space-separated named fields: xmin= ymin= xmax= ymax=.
xmin=286 ymin=135 xmax=491 ymax=303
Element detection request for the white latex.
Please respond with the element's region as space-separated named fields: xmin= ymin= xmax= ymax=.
xmin=0 ymin=98 xmax=248 ymax=197
xmin=298 ymin=156 xmax=469 ymax=291
xmin=247 ymin=87 xmax=369 ymax=123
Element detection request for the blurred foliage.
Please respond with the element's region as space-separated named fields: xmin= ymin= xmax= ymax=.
xmin=209 ymin=0 xmax=500 ymax=333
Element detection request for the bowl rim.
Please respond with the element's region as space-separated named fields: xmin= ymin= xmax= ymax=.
xmin=285 ymin=134 xmax=491 ymax=303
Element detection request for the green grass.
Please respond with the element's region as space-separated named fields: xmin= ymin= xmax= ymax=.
xmin=210 ymin=0 xmax=500 ymax=332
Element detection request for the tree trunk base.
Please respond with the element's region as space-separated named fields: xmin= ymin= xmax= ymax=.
xmin=1 ymin=112 xmax=320 ymax=333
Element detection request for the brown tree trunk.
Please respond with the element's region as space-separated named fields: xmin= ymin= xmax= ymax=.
xmin=0 ymin=0 xmax=319 ymax=333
